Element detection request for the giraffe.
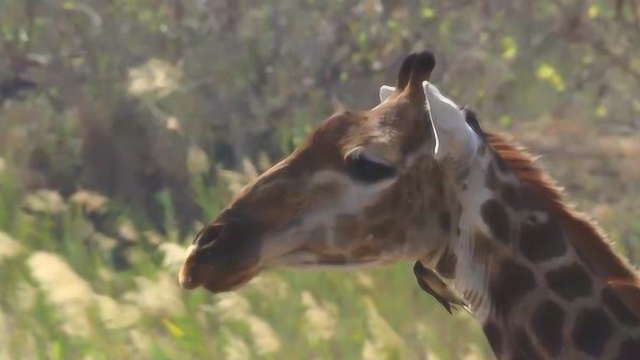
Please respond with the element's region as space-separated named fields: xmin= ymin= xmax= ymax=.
xmin=178 ymin=51 xmax=640 ymax=359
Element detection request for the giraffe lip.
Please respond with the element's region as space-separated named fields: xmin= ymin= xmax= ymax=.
xmin=178 ymin=245 xmax=201 ymax=289
xmin=178 ymin=263 xmax=257 ymax=292
xmin=179 ymin=274 xmax=201 ymax=290
xmin=178 ymin=246 xmax=261 ymax=292
xmin=202 ymin=273 xmax=255 ymax=293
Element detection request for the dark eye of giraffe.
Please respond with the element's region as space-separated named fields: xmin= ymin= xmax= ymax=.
xmin=345 ymin=148 xmax=397 ymax=183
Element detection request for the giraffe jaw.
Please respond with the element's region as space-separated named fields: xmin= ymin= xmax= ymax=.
xmin=272 ymin=249 xmax=395 ymax=271
xmin=177 ymin=247 xmax=383 ymax=292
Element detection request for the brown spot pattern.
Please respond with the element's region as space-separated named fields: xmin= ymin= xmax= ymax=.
xmin=511 ymin=328 xmax=542 ymax=360
xmin=616 ymin=338 xmax=640 ymax=360
xmin=518 ymin=217 xmax=566 ymax=263
xmin=368 ymin=218 xmax=396 ymax=240
xmin=501 ymin=183 xmax=521 ymax=209
xmin=486 ymin=132 xmax=639 ymax=288
xmin=481 ymin=199 xmax=511 ymax=244
xmin=572 ymin=308 xmax=612 ymax=357
xmin=602 ymin=287 xmax=640 ymax=327
xmin=489 ymin=259 xmax=536 ymax=317
xmin=531 ymin=300 xmax=564 ymax=357
xmin=545 ymin=263 xmax=592 ymax=301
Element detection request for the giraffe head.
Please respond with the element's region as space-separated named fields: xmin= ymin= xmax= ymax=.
xmin=178 ymin=51 xmax=480 ymax=292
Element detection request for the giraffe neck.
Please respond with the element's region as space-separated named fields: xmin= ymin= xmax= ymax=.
xmin=438 ymin=142 xmax=640 ymax=359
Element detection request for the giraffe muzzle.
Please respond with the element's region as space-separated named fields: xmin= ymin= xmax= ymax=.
xmin=178 ymin=252 xmax=259 ymax=292
xmin=178 ymin=245 xmax=203 ymax=289
xmin=178 ymin=233 xmax=262 ymax=292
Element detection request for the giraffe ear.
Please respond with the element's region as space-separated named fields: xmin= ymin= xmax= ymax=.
xmin=379 ymin=85 xmax=395 ymax=102
xmin=422 ymin=81 xmax=479 ymax=161
xmin=462 ymin=108 xmax=485 ymax=139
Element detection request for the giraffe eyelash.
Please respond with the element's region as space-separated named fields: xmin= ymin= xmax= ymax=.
xmin=344 ymin=148 xmax=397 ymax=183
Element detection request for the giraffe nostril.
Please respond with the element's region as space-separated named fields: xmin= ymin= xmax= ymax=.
xmin=194 ymin=224 xmax=224 ymax=248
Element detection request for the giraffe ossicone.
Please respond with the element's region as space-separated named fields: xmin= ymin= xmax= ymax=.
xmin=179 ymin=51 xmax=640 ymax=359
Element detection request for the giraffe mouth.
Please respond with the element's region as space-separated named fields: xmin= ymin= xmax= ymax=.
xmin=178 ymin=245 xmax=261 ymax=292
xmin=178 ymin=249 xmax=386 ymax=292
xmin=178 ymin=261 xmax=260 ymax=292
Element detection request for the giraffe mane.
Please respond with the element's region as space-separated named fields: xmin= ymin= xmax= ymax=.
xmin=484 ymin=131 xmax=640 ymax=285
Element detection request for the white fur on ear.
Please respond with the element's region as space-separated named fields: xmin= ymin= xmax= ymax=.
xmin=422 ymin=81 xmax=478 ymax=161
xmin=379 ymin=85 xmax=396 ymax=102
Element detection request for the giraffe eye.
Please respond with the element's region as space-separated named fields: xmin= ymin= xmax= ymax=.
xmin=345 ymin=149 xmax=396 ymax=183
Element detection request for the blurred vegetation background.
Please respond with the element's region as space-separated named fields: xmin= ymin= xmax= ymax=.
xmin=1 ymin=0 xmax=639 ymax=359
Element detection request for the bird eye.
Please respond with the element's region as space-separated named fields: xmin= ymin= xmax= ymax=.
xmin=345 ymin=149 xmax=396 ymax=183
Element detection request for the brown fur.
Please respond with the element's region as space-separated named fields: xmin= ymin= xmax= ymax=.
xmin=485 ymin=131 xmax=640 ymax=315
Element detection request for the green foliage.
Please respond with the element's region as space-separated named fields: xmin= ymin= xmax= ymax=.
xmin=536 ymin=63 xmax=566 ymax=92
